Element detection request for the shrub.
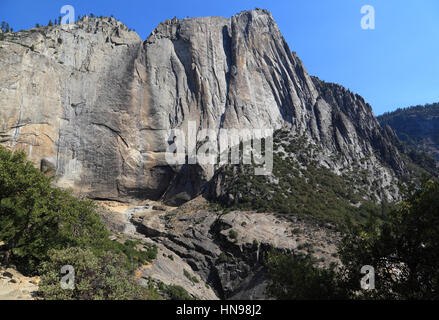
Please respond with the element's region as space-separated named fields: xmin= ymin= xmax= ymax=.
xmin=38 ymin=247 xmax=158 ymax=300
xmin=165 ymin=285 xmax=194 ymax=300
xmin=265 ymin=251 xmax=346 ymax=300
xmin=228 ymin=229 xmax=238 ymax=240
xmin=218 ymin=252 xmax=232 ymax=264
xmin=183 ymin=269 xmax=199 ymax=284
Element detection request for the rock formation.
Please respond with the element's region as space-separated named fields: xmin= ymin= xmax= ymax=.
xmin=97 ymin=196 xmax=340 ymax=300
xmin=0 ymin=9 xmax=409 ymax=205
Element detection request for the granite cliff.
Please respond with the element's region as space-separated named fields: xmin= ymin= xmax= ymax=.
xmin=0 ymin=9 xmax=411 ymax=205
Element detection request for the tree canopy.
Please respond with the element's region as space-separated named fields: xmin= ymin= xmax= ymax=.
xmin=265 ymin=179 xmax=439 ymax=300
xmin=0 ymin=147 xmax=108 ymax=273
xmin=0 ymin=146 xmax=159 ymax=299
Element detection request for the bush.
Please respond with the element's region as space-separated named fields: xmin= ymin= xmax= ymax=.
xmin=165 ymin=285 xmax=194 ymax=300
xmin=265 ymin=251 xmax=347 ymax=300
xmin=228 ymin=229 xmax=238 ymax=240
xmin=38 ymin=247 xmax=158 ymax=300
xmin=183 ymin=269 xmax=199 ymax=284
xmin=111 ymin=239 xmax=157 ymax=272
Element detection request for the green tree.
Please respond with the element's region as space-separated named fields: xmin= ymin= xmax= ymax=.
xmin=264 ymin=179 xmax=439 ymax=300
xmin=1 ymin=21 xmax=10 ymax=33
xmin=265 ymin=251 xmax=347 ymax=300
xmin=0 ymin=147 xmax=131 ymax=274
xmin=338 ymin=179 xmax=439 ymax=299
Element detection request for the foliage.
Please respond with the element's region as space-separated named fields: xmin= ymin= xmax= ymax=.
xmin=183 ymin=269 xmax=199 ymax=284
xmin=378 ymin=102 xmax=439 ymax=162
xmin=217 ymin=252 xmax=233 ymax=264
xmin=338 ymin=179 xmax=439 ymax=299
xmin=0 ymin=146 xmax=156 ymax=275
xmin=165 ymin=285 xmax=195 ymax=300
xmin=103 ymin=239 xmax=157 ymax=273
xmin=0 ymin=147 xmax=107 ymax=273
xmin=1 ymin=21 xmax=10 ymax=33
xmin=265 ymin=251 xmax=347 ymax=300
xmin=264 ymin=179 xmax=439 ymax=300
xmin=38 ymin=247 xmax=159 ymax=300
xmin=210 ymin=130 xmax=390 ymax=226
xmin=228 ymin=229 xmax=238 ymax=240
xmin=378 ymin=103 xmax=439 ymax=121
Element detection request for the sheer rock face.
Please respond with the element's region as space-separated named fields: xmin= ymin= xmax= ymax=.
xmin=0 ymin=10 xmax=405 ymax=204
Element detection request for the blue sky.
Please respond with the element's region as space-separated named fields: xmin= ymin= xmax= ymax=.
xmin=1 ymin=0 xmax=438 ymax=115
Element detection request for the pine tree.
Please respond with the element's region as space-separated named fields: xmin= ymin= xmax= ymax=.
xmin=1 ymin=21 xmax=10 ymax=33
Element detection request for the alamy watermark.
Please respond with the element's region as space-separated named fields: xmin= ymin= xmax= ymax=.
xmin=60 ymin=265 xmax=75 ymax=290
xmin=360 ymin=265 xmax=375 ymax=290
xmin=361 ymin=5 xmax=375 ymax=30
xmin=165 ymin=121 xmax=273 ymax=176
xmin=60 ymin=5 xmax=75 ymax=30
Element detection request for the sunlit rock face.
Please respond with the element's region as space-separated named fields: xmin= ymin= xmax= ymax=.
xmin=0 ymin=9 xmax=405 ymax=204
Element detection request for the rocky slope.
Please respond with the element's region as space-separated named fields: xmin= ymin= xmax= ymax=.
xmin=0 ymin=9 xmax=411 ymax=206
xmin=378 ymin=103 xmax=439 ymax=161
xmin=97 ymin=196 xmax=340 ymax=300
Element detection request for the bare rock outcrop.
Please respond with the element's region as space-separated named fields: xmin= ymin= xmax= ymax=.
xmin=0 ymin=9 xmax=407 ymax=205
xmin=126 ymin=197 xmax=340 ymax=300
xmin=0 ymin=266 xmax=39 ymax=300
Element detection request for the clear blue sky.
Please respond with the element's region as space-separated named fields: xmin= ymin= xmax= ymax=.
xmin=1 ymin=0 xmax=438 ymax=115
